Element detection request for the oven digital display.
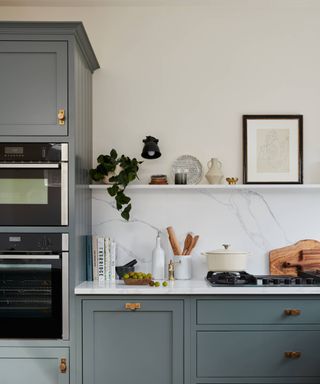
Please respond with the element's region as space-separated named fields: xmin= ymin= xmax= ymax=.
xmin=4 ymin=147 xmax=24 ymax=155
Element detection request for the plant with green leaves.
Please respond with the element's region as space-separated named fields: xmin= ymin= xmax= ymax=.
xmin=90 ymin=149 xmax=142 ymax=220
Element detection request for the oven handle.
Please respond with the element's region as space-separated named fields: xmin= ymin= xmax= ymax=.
xmin=62 ymin=251 xmax=69 ymax=340
xmin=0 ymin=254 xmax=60 ymax=259
xmin=0 ymin=163 xmax=60 ymax=169
xmin=61 ymin=162 xmax=68 ymax=226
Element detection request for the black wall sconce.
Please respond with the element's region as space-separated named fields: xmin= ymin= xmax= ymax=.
xmin=141 ymin=136 xmax=161 ymax=159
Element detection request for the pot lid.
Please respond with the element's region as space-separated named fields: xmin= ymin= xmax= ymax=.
xmin=205 ymin=244 xmax=248 ymax=255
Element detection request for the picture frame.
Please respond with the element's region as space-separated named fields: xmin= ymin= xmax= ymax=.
xmin=243 ymin=115 xmax=303 ymax=184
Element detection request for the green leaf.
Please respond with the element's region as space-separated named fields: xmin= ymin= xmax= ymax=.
xmin=121 ymin=204 xmax=131 ymax=221
xmin=116 ymin=191 xmax=130 ymax=205
xmin=110 ymin=149 xmax=117 ymax=159
xmin=107 ymin=184 xmax=119 ymax=197
xmin=89 ymin=169 xmax=103 ymax=181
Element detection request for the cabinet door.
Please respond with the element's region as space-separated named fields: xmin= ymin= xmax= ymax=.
xmin=0 ymin=41 xmax=67 ymax=136
xmin=82 ymin=299 xmax=184 ymax=384
xmin=0 ymin=347 xmax=69 ymax=384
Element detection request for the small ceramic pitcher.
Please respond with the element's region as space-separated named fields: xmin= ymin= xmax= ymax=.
xmin=205 ymin=158 xmax=224 ymax=184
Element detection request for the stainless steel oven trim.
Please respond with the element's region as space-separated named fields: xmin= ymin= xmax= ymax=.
xmin=61 ymin=143 xmax=68 ymax=162
xmin=62 ymin=251 xmax=69 ymax=340
xmin=62 ymin=233 xmax=69 ymax=252
xmin=0 ymin=163 xmax=60 ymax=169
xmin=61 ymin=162 xmax=68 ymax=226
xmin=0 ymin=255 xmax=60 ymax=259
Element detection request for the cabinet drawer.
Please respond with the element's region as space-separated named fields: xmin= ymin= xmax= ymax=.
xmin=196 ymin=298 xmax=320 ymax=325
xmin=197 ymin=330 xmax=320 ymax=378
xmin=0 ymin=347 xmax=69 ymax=384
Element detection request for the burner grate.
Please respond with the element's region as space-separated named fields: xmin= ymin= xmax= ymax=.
xmin=206 ymin=271 xmax=257 ymax=286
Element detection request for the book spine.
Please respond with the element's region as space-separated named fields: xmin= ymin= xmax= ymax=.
xmin=86 ymin=235 xmax=93 ymax=281
xmin=92 ymin=235 xmax=98 ymax=282
xmin=110 ymin=240 xmax=116 ymax=281
xmin=105 ymin=237 xmax=111 ymax=281
xmin=97 ymin=236 xmax=105 ymax=282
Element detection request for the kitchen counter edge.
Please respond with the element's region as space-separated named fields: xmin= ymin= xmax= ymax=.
xmin=74 ymin=280 xmax=320 ymax=295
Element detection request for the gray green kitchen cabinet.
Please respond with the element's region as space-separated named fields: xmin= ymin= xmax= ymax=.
xmin=0 ymin=21 xmax=99 ymax=384
xmin=81 ymin=298 xmax=184 ymax=384
xmin=79 ymin=295 xmax=320 ymax=384
xmin=0 ymin=347 xmax=69 ymax=384
xmin=192 ymin=296 xmax=320 ymax=383
xmin=0 ymin=22 xmax=99 ymax=138
xmin=0 ymin=40 xmax=68 ymax=136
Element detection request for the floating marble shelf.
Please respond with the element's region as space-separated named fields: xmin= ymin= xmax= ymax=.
xmin=90 ymin=184 xmax=320 ymax=190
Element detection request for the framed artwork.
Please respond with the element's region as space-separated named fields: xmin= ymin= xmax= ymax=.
xmin=243 ymin=115 xmax=303 ymax=184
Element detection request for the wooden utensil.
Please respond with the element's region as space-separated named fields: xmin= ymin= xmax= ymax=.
xmin=269 ymin=239 xmax=320 ymax=276
xmin=186 ymin=235 xmax=199 ymax=255
xmin=166 ymin=226 xmax=182 ymax=255
xmin=182 ymin=233 xmax=193 ymax=255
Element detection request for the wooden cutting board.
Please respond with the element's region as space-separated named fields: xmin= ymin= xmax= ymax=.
xmin=269 ymin=239 xmax=320 ymax=276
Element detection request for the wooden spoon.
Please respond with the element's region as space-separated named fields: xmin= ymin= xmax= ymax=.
xmin=182 ymin=233 xmax=193 ymax=255
xmin=186 ymin=235 xmax=199 ymax=255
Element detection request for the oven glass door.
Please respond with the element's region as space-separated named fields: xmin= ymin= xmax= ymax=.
xmin=0 ymin=255 xmax=62 ymax=338
xmin=0 ymin=164 xmax=67 ymax=226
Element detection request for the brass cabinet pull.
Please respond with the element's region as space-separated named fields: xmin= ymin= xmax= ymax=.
xmin=284 ymin=309 xmax=301 ymax=316
xmin=125 ymin=303 xmax=141 ymax=311
xmin=59 ymin=358 xmax=67 ymax=373
xmin=284 ymin=351 xmax=301 ymax=359
xmin=58 ymin=109 xmax=65 ymax=125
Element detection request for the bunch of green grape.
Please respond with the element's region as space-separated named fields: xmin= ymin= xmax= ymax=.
xmin=122 ymin=272 xmax=152 ymax=280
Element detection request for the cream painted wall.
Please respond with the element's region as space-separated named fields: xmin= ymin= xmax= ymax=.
xmin=1 ymin=1 xmax=320 ymax=184
xmin=1 ymin=2 xmax=320 ymax=275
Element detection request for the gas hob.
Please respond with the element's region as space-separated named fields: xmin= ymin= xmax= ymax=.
xmin=206 ymin=271 xmax=320 ymax=287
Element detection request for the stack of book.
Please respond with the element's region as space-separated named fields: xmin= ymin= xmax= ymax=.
xmin=86 ymin=235 xmax=117 ymax=282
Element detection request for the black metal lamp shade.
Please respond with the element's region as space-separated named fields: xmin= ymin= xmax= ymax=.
xmin=141 ymin=136 xmax=161 ymax=159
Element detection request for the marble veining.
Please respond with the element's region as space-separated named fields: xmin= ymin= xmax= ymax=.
xmin=92 ymin=189 xmax=320 ymax=277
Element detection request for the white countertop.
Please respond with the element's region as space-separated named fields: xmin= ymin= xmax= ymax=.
xmin=75 ymin=279 xmax=320 ymax=295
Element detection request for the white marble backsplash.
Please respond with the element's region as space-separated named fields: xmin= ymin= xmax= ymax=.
xmin=92 ymin=189 xmax=320 ymax=278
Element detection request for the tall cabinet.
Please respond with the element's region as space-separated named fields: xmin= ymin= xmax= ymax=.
xmin=0 ymin=22 xmax=99 ymax=384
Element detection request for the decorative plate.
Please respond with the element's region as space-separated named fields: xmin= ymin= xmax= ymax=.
xmin=171 ymin=155 xmax=203 ymax=184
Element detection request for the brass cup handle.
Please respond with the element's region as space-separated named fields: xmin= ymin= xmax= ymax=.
xmin=284 ymin=309 xmax=301 ymax=316
xmin=125 ymin=303 xmax=141 ymax=311
xmin=284 ymin=351 xmax=301 ymax=359
xmin=60 ymin=358 xmax=67 ymax=373
xmin=58 ymin=109 xmax=65 ymax=125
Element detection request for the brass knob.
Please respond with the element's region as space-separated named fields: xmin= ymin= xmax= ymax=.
xmin=125 ymin=303 xmax=141 ymax=311
xmin=58 ymin=109 xmax=65 ymax=125
xmin=59 ymin=358 xmax=67 ymax=373
xmin=284 ymin=351 xmax=301 ymax=359
xmin=284 ymin=309 xmax=301 ymax=316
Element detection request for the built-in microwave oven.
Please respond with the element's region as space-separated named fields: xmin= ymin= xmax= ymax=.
xmin=0 ymin=232 xmax=68 ymax=339
xmin=0 ymin=143 xmax=68 ymax=226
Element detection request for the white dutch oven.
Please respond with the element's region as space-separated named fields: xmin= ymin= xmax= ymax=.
xmin=202 ymin=244 xmax=248 ymax=272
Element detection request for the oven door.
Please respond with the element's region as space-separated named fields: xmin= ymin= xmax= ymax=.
xmin=0 ymin=163 xmax=68 ymax=226
xmin=0 ymin=254 xmax=65 ymax=339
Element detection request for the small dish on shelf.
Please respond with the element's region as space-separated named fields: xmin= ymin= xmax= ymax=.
xmin=171 ymin=155 xmax=203 ymax=185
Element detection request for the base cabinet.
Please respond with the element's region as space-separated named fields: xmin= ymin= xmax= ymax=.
xmin=82 ymin=298 xmax=184 ymax=384
xmin=79 ymin=295 xmax=320 ymax=384
xmin=0 ymin=347 xmax=69 ymax=384
xmin=192 ymin=296 xmax=320 ymax=383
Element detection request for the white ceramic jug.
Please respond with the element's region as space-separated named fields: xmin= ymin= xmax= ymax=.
xmin=205 ymin=158 xmax=224 ymax=184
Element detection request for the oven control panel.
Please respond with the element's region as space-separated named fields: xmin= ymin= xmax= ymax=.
xmin=0 ymin=143 xmax=63 ymax=162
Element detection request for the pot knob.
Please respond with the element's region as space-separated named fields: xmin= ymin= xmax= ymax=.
xmin=222 ymin=244 xmax=230 ymax=250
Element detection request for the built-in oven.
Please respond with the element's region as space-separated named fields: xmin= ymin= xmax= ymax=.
xmin=0 ymin=143 xmax=68 ymax=226
xmin=0 ymin=233 xmax=68 ymax=339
